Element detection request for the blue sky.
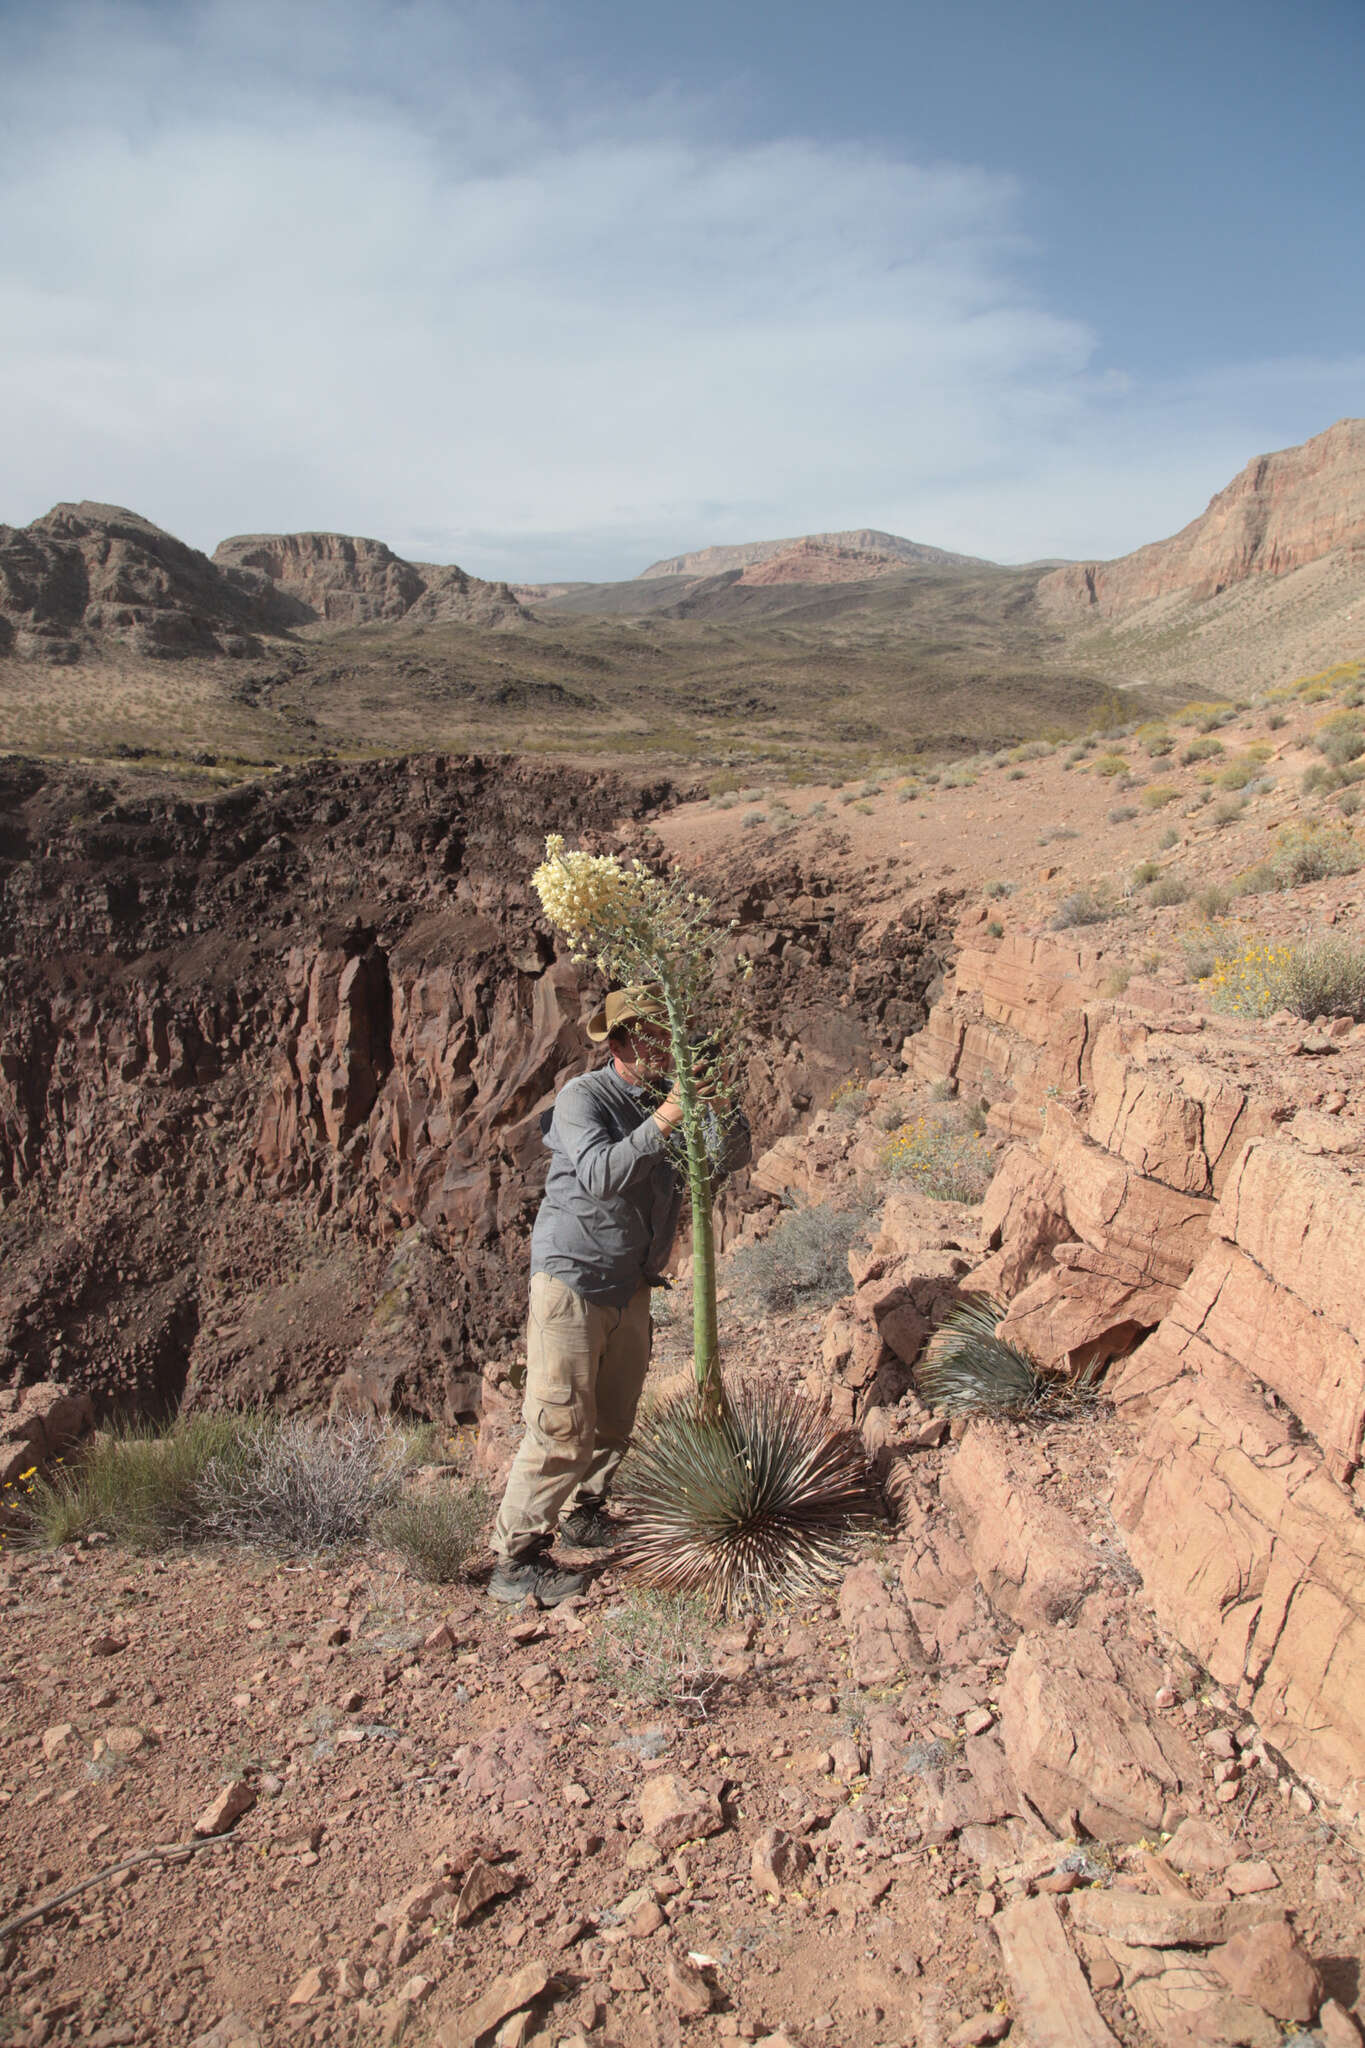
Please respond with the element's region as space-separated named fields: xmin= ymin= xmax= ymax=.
xmin=1 ymin=0 xmax=1361 ymax=580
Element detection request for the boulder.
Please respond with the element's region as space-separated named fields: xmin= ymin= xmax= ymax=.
xmin=941 ymin=1426 xmax=1102 ymax=1627
xmin=638 ymin=1774 xmax=724 ymax=1853
xmin=837 ymin=1562 xmax=922 ymax=1687
xmin=0 ymin=1380 xmax=94 ymax=1485
xmin=1210 ymin=1918 xmax=1322 ymax=2025
xmin=998 ymin=1627 xmax=1196 ymax=1841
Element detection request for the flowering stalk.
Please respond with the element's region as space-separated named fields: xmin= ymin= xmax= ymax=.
xmin=531 ymin=835 xmax=738 ymax=1417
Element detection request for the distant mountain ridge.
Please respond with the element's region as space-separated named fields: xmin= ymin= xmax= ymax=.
xmin=1040 ymin=418 xmax=1365 ymax=616
xmin=638 ymin=528 xmax=990 ymax=580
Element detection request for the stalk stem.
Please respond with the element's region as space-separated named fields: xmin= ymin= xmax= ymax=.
xmin=663 ymin=988 xmax=725 ymax=1422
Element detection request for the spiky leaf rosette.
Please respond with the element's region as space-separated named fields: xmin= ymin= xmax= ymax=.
xmin=616 ymin=1382 xmax=876 ymax=1612
xmin=914 ymin=1295 xmax=1043 ymax=1417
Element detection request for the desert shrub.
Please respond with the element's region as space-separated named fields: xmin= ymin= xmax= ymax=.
xmin=1338 ymin=788 xmax=1363 ymax=817
xmin=378 ymin=1482 xmax=489 ymax=1582
xmin=713 ymin=792 xmax=739 ymax=810
xmin=1141 ymin=784 xmax=1180 ymax=810
xmin=1051 ymin=885 xmax=1116 ymax=930
xmin=20 ymin=1412 xmax=267 ymax=1550
xmin=741 ymin=809 xmax=766 ymax=828
xmin=198 ymin=1415 xmax=407 ymax=1552
xmin=594 ymin=1590 xmax=716 ymax=1707
xmin=920 ymin=768 xmax=941 ymax=785
xmin=1130 ymin=859 xmax=1160 ymax=887
xmin=1010 ymin=740 xmax=1052 ymax=762
xmin=1038 ymin=826 xmax=1079 ymax=846
xmin=983 ymin=879 xmax=1013 ymax=899
xmin=1179 ymin=925 xmax=1226 ymax=981
xmin=854 ymin=799 xmax=874 ymax=814
xmin=1108 ymin=805 xmax=1138 ymax=824
xmin=1211 ymin=798 xmax=1244 ymax=827
xmin=1315 ymin=714 xmax=1365 ymax=767
xmin=1269 ymin=824 xmax=1360 ymax=887
xmin=1157 ymin=827 xmax=1180 ymax=849
xmin=1148 ymin=876 xmax=1189 ymax=907
xmin=881 ymin=1114 xmax=993 ymax=1203
xmin=1193 ymin=885 xmax=1231 ymax=919
xmin=1301 ymin=762 xmax=1343 ymax=795
xmin=1216 ymin=759 xmax=1258 ymax=791
xmin=1176 ymin=701 xmax=1236 ymax=731
xmin=1266 ymin=711 xmax=1287 ymax=730
xmin=1203 ymin=933 xmax=1365 ymax=1021
xmin=729 ymin=1203 xmax=871 ymax=1312
xmin=1093 ymin=754 xmax=1129 ymax=777
xmin=828 ymin=1078 xmax=870 ymax=1122
xmin=985 ymin=919 xmax=1004 ymax=939
xmin=1136 ymin=724 xmax=1173 ymax=757
xmin=895 ymin=786 xmax=919 ymax=803
xmin=1007 ymin=767 xmax=1027 ymax=780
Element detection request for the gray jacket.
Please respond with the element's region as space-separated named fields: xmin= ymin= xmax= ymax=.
xmin=529 ymin=1064 xmax=752 ymax=1307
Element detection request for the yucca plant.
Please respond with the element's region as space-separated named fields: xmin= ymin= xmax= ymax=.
xmin=914 ymin=1296 xmax=1044 ymax=1416
xmin=615 ymin=1381 xmax=874 ymax=1612
xmin=531 ymin=837 xmax=872 ymax=1604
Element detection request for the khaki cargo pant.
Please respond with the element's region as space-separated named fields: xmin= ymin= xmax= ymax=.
xmin=491 ymin=1272 xmax=653 ymax=1560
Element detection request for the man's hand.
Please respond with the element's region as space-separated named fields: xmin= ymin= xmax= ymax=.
xmin=653 ymin=1062 xmax=721 ymax=1134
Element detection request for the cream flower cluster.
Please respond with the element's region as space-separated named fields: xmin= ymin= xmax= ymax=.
xmin=532 ymin=834 xmax=643 ymax=951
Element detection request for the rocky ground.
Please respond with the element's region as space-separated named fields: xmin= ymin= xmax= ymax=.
xmin=5 ymin=663 xmax=1365 ymax=2046
xmin=3 ymin=1082 xmax=1362 ymax=2048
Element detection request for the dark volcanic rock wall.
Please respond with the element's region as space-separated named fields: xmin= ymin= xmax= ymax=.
xmin=0 ymin=754 xmax=954 ymax=1423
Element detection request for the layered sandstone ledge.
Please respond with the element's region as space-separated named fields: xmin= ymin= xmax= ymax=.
xmin=908 ymin=924 xmax=1365 ymax=1828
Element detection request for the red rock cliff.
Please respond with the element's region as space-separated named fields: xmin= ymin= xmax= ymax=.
xmin=1039 ymin=418 xmax=1365 ymax=615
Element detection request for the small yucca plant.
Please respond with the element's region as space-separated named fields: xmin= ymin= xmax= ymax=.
xmin=615 ymin=1381 xmax=875 ymax=1612
xmin=914 ymin=1296 xmax=1044 ymax=1416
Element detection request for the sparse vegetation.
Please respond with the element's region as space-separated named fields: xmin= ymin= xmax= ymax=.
xmin=378 ymin=1481 xmax=489 ymax=1582
xmin=1107 ymin=805 xmax=1137 ymax=824
xmin=1051 ymin=885 xmax=1117 ymax=930
xmin=881 ymin=1112 xmax=993 ymax=1203
xmin=729 ymin=1202 xmax=872 ymax=1312
xmin=1147 ymin=876 xmax=1189 ymax=907
xmin=915 ymin=1296 xmax=1107 ymax=1417
xmin=1238 ymin=823 xmax=1361 ymax=895
xmin=594 ymin=1590 xmax=717 ymax=1708
xmin=1140 ymin=783 xmax=1180 ymax=809
xmin=20 ymin=1412 xmax=468 ymax=1562
xmin=1202 ymin=932 xmax=1365 ymax=1021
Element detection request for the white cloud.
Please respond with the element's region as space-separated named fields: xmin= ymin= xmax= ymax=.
xmin=0 ymin=1 xmax=1358 ymax=580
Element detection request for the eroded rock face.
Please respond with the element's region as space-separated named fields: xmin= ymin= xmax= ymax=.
xmin=211 ymin=532 xmax=525 ymax=628
xmin=1038 ymin=417 xmax=1365 ymax=616
xmin=0 ymin=753 xmax=954 ymax=1422
xmin=914 ymin=919 xmax=1365 ymax=1825
xmin=0 ymin=501 xmax=303 ymax=662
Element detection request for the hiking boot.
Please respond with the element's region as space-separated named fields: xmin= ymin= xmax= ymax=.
xmin=560 ymin=1504 xmax=621 ymax=1551
xmin=487 ymin=1548 xmax=589 ymax=1607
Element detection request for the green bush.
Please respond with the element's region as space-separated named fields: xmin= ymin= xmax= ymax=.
xmin=1217 ymin=759 xmax=1258 ymax=791
xmin=1130 ymin=860 xmax=1160 ymax=887
xmin=1148 ymin=876 xmax=1189 ymax=907
xmin=1093 ymin=754 xmax=1129 ymax=777
xmin=1141 ymin=784 xmax=1180 ymax=810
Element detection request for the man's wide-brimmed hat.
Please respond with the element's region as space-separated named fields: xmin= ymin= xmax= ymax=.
xmin=586 ymin=983 xmax=668 ymax=1043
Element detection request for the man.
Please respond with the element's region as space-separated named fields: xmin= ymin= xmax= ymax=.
xmin=489 ymin=983 xmax=752 ymax=1605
